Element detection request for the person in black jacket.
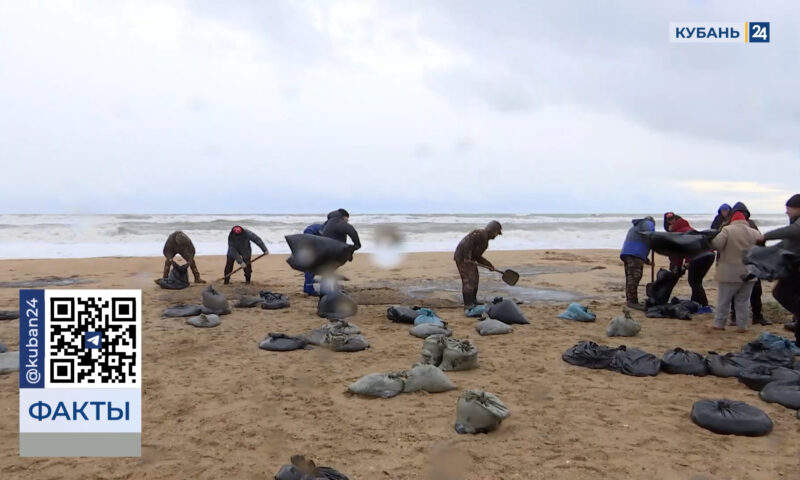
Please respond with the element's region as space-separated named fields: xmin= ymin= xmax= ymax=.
xmin=321 ymin=209 xmax=361 ymax=251
xmin=223 ymin=225 xmax=268 ymax=284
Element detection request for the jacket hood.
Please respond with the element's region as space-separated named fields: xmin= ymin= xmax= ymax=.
xmin=730 ymin=201 xmax=751 ymax=219
xmin=670 ymin=217 xmax=692 ymax=233
xmin=717 ymin=203 xmax=731 ymax=215
xmin=326 ymin=210 xmax=343 ymax=220
xmin=632 ymin=216 xmax=655 ymax=226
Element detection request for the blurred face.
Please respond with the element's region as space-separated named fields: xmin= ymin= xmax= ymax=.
xmin=786 ymin=206 xmax=800 ymax=219
xmin=343 ymin=216 xmax=350 ymax=223
xmin=721 ymin=209 xmax=731 ymax=218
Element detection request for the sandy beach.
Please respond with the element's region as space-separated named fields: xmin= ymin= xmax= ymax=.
xmin=0 ymin=250 xmax=798 ymax=479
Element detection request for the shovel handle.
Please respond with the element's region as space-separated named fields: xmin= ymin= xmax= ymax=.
xmin=215 ymin=253 xmax=268 ymax=282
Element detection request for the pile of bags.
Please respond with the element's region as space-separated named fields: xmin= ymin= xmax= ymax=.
xmin=347 ymin=364 xmax=457 ymax=398
xmin=419 ymin=335 xmax=479 ymax=371
xmin=303 ymin=320 xmax=369 ymax=352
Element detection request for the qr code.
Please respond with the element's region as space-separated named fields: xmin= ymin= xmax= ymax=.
xmin=46 ymin=291 xmax=141 ymax=387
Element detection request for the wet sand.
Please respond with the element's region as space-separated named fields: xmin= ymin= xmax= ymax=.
xmin=0 ymin=250 xmax=798 ymax=479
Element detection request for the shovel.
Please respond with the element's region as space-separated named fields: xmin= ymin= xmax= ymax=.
xmin=215 ymin=253 xmax=268 ymax=282
xmin=479 ymin=264 xmax=520 ymax=286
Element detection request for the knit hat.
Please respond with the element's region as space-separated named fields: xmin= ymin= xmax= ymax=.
xmin=786 ymin=194 xmax=800 ymax=208
xmin=232 ymin=225 xmax=243 ymax=234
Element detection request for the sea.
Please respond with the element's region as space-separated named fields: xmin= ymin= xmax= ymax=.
xmin=0 ymin=213 xmax=789 ymax=260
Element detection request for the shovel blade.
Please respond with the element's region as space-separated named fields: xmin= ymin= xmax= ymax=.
xmin=502 ymin=269 xmax=520 ymax=286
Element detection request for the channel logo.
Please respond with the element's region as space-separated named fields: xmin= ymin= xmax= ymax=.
xmin=670 ymin=22 xmax=769 ymax=43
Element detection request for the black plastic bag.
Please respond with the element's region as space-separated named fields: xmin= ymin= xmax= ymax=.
xmin=317 ymin=292 xmax=357 ymax=320
xmin=741 ymin=341 xmax=796 ymax=368
xmin=759 ymin=379 xmax=800 ymax=410
xmin=609 ymin=346 xmax=661 ymax=377
xmin=661 ymin=348 xmax=708 ymax=376
xmin=743 ymin=245 xmax=800 ymax=281
xmin=259 ymin=333 xmax=308 ymax=352
xmin=670 ymin=297 xmax=701 ymax=313
xmin=275 ymin=455 xmax=349 ymax=480
xmin=645 ymin=303 xmax=692 ymax=320
xmin=737 ymin=365 xmax=800 ymax=391
xmin=0 ymin=310 xmax=20 ymax=321
xmin=706 ymin=352 xmax=759 ymax=378
xmin=486 ymin=297 xmax=529 ymax=324
xmin=386 ymin=306 xmax=421 ymax=324
xmin=285 ymin=233 xmax=356 ymax=275
xmin=562 ymin=341 xmax=616 ymax=370
xmin=163 ymin=304 xmax=203 ymax=318
xmin=155 ymin=263 xmax=190 ymax=290
xmin=690 ymin=399 xmax=773 ymax=436
xmin=645 ymin=269 xmax=681 ymax=307
xmin=639 ymin=231 xmax=715 ymax=257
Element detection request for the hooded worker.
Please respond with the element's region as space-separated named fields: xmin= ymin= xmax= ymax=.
xmin=619 ymin=216 xmax=654 ymax=310
xmin=162 ymin=231 xmax=204 ymax=284
xmin=710 ymin=203 xmax=732 ymax=230
xmin=224 ymin=225 xmax=268 ymax=285
xmin=321 ymin=209 xmax=361 ymax=250
xmin=663 ymin=212 xmax=714 ymax=314
xmin=454 ymin=220 xmax=502 ymax=315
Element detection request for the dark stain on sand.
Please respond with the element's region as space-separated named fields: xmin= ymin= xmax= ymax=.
xmin=0 ymin=276 xmax=95 ymax=288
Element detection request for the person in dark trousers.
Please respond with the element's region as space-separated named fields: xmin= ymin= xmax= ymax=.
xmin=710 ymin=203 xmax=731 ymax=230
xmin=321 ymin=209 xmax=361 ymax=250
xmin=664 ymin=213 xmax=715 ymax=313
xmin=759 ymin=194 xmax=800 ymax=344
xmin=301 ymin=222 xmax=325 ymax=296
xmin=454 ymin=221 xmax=502 ymax=314
xmin=162 ymin=231 xmax=205 ymax=283
xmin=726 ymin=202 xmax=770 ymax=326
xmin=619 ymin=216 xmax=654 ymax=310
xmin=223 ymin=225 xmax=268 ymax=285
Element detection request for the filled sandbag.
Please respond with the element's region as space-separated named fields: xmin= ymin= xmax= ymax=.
xmin=275 ymin=455 xmax=350 ymax=480
xmin=348 ymin=372 xmax=406 ymax=398
xmin=386 ymin=306 xmax=421 ymax=324
xmin=402 ymin=364 xmax=457 ymax=393
xmin=743 ymin=244 xmax=800 ymax=281
xmin=670 ymin=297 xmax=702 ymax=313
xmin=661 ymin=348 xmax=708 ymax=376
xmin=163 ymin=304 xmax=203 ymax=317
xmin=751 ymin=331 xmax=800 ymax=355
xmin=705 ymin=352 xmax=759 ymax=378
xmin=285 ymin=233 xmax=356 ymax=275
xmin=486 ymin=297 xmax=529 ymax=324
xmin=186 ymin=313 xmax=221 ymax=328
xmin=259 ymin=333 xmax=308 ymax=352
xmin=155 ymin=263 xmax=190 ymax=290
xmin=0 ymin=310 xmax=19 ymax=321
xmin=557 ymin=303 xmax=596 ymax=322
xmin=562 ymin=341 xmax=616 ymax=370
xmin=475 ymin=319 xmax=513 ymax=336
xmin=759 ymin=379 xmax=800 ymax=410
xmin=420 ymin=334 xmax=447 ymax=366
xmin=201 ymin=285 xmax=230 ymax=315
xmin=0 ymin=351 xmax=20 ymax=375
xmin=409 ymin=324 xmax=452 ymax=339
xmin=413 ymin=308 xmax=444 ymax=326
xmin=609 ymin=346 xmax=661 ymax=377
xmin=0 ymin=340 xmax=6 ymax=354
xmin=690 ymin=399 xmax=773 ymax=436
xmin=439 ymin=338 xmax=479 ymax=371
xmin=317 ymin=292 xmax=357 ymax=320
xmin=323 ymin=332 xmax=369 ymax=352
xmin=234 ymin=295 xmax=263 ymax=308
xmin=639 ymin=230 xmax=715 ymax=258
xmin=260 ymin=291 xmax=290 ymax=310
xmin=305 ymin=321 xmax=361 ymax=346
xmin=454 ymin=389 xmax=510 ymax=434
xmin=606 ymin=309 xmax=641 ymax=337
xmin=737 ymin=365 xmax=800 ymax=391
xmin=741 ymin=340 xmax=796 ymax=368
xmin=645 ymin=268 xmax=681 ymax=307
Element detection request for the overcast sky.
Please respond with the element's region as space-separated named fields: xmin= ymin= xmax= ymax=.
xmin=1 ymin=1 xmax=797 ymax=214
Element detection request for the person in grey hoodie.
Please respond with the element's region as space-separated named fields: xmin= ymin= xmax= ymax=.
xmin=321 ymin=209 xmax=361 ymax=251
xmin=759 ymin=194 xmax=800 ymax=342
xmin=223 ymin=225 xmax=268 ymax=284
xmin=709 ymin=204 xmax=761 ymax=332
